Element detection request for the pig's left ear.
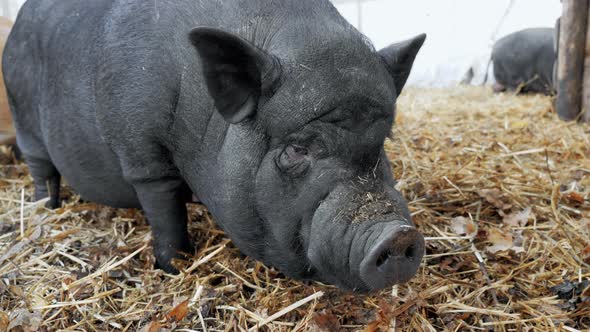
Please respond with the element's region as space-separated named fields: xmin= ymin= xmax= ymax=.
xmin=189 ymin=27 xmax=282 ymax=124
xmin=378 ymin=34 xmax=426 ymax=95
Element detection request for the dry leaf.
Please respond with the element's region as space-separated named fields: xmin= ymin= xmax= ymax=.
xmin=28 ymin=226 xmax=43 ymax=241
xmin=364 ymin=301 xmax=392 ymax=332
xmin=503 ymin=207 xmax=532 ymax=227
xmin=486 ymin=228 xmax=524 ymax=254
xmin=7 ymin=309 xmax=41 ymax=332
xmin=486 ymin=228 xmax=512 ymax=253
xmin=564 ymin=192 xmax=585 ymax=204
xmin=167 ymin=299 xmax=189 ymax=322
xmin=550 ymin=279 xmax=590 ymax=304
xmin=148 ymin=321 xmax=164 ymax=332
xmin=450 ymin=216 xmax=478 ymax=238
xmin=139 ymin=320 xmax=166 ymax=332
xmin=478 ymin=189 xmax=512 ymax=210
xmin=583 ymin=246 xmax=590 ymax=264
xmin=8 ymin=285 xmax=25 ymax=298
xmin=0 ymin=241 xmax=28 ymax=267
xmin=310 ymin=311 xmax=341 ymax=332
xmin=0 ymin=225 xmax=44 ymax=267
xmin=364 ymin=322 xmax=380 ymax=332
xmin=0 ymin=311 xmax=9 ymax=331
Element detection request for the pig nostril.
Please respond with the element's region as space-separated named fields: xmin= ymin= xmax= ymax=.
xmin=404 ymin=245 xmax=416 ymax=260
xmin=376 ymin=245 xmax=416 ymax=268
xmin=376 ymin=249 xmax=392 ymax=268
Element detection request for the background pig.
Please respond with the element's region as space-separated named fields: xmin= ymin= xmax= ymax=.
xmin=491 ymin=27 xmax=556 ymax=94
xmin=4 ymin=0 xmax=425 ymax=292
xmin=0 ymin=16 xmax=14 ymax=146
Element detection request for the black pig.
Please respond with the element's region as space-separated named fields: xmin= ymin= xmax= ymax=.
xmin=3 ymin=0 xmax=426 ymax=292
xmin=492 ymin=28 xmax=555 ymax=94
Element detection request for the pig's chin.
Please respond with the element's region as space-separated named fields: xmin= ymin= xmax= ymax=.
xmin=253 ymin=212 xmax=319 ymax=282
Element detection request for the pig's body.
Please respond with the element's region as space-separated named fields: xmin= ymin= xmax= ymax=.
xmin=492 ymin=28 xmax=555 ymax=94
xmin=5 ymin=0 xmax=425 ymax=291
xmin=0 ymin=16 xmax=14 ymax=145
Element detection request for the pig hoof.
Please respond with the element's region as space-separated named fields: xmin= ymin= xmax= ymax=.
xmin=154 ymin=259 xmax=180 ymax=274
xmin=45 ymin=200 xmax=60 ymax=210
xmin=153 ymin=242 xmax=194 ymax=274
xmin=493 ymin=83 xmax=506 ymax=93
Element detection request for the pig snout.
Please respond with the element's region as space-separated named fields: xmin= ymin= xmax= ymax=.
xmin=307 ymin=185 xmax=424 ymax=292
xmin=359 ymin=223 xmax=424 ymax=291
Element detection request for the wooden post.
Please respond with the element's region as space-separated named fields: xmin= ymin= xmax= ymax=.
xmin=582 ymin=5 xmax=590 ymax=122
xmin=553 ymin=17 xmax=560 ymax=91
xmin=556 ymin=0 xmax=588 ymax=121
xmin=0 ymin=16 xmax=14 ymax=145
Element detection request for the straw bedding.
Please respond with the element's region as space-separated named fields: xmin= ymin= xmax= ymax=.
xmin=0 ymin=86 xmax=589 ymax=331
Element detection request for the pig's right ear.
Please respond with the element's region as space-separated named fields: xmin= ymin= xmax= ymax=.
xmin=189 ymin=27 xmax=282 ymax=124
xmin=378 ymin=34 xmax=426 ymax=95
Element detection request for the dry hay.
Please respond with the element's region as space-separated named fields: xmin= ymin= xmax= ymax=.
xmin=1 ymin=86 xmax=589 ymax=331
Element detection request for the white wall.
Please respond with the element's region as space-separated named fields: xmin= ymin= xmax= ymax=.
xmin=335 ymin=0 xmax=561 ymax=87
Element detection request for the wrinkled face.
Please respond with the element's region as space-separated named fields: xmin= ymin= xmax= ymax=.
xmin=253 ymin=60 xmax=422 ymax=291
xmin=190 ymin=27 xmax=426 ymax=292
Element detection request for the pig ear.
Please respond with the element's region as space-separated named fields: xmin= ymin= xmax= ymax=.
xmin=378 ymin=34 xmax=426 ymax=95
xmin=189 ymin=27 xmax=281 ymax=124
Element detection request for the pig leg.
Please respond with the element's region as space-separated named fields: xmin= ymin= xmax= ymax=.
xmin=26 ymin=156 xmax=61 ymax=209
xmin=133 ymin=179 xmax=194 ymax=273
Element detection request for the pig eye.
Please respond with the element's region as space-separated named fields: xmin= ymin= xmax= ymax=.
xmin=290 ymin=145 xmax=308 ymax=156
xmin=277 ymin=144 xmax=310 ymax=175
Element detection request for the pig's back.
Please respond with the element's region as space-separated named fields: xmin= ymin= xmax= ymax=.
xmin=492 ymin=28 xmax=555 ymax=92
xmin=3 ymin=0 xmax=220 ymax=206
xmin=4 ymin=0 xmax=113 ymax=151
xmin=4 ymin=0 xmax=141 ymax=207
